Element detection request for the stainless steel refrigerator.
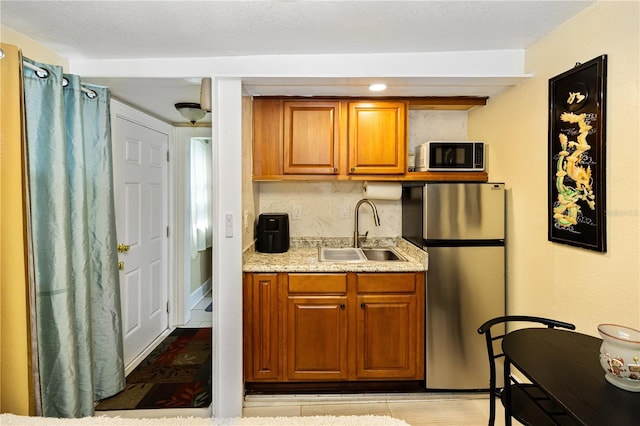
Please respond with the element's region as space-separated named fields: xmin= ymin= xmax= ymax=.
xmin=402 ymin=182 xmax=505 ymax=390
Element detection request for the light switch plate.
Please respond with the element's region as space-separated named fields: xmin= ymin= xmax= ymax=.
xmin=224 ymin=213 xmax=233 ymax=238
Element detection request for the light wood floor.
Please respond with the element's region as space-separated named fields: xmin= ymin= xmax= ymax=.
xmin=99 ymin=393 xmax=521 ymax=425
xmin=242 ymin=393 xmax=522 ymax=426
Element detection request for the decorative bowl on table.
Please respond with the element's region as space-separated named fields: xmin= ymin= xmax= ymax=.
xmin=597 ymin=324 xmax=640 ymax=392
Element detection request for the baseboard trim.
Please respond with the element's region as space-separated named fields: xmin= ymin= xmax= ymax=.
xmin=245 ymin=381 xmax=425 ymax=395
xmin=190 ymin=278 xmax=212 ymax=310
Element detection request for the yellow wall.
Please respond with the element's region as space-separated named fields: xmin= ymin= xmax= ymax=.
xmin=468 ymin=1 xmax=640 ymax=335
xmin=0 ymin=43 xmax=33 ymax=415
xmin=0 ymin=26 xmax=68 ymax=68
xmin=0 ymin=28 xmax=66 ymax=415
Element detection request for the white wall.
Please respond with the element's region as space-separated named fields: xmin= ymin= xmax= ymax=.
xmin=211 ymin=79 xmax=243 ymax=418
xmin=70 ymin=50 xmax=528 ymax=84
xmin=468 ymin=1 xmax=640 ymax=334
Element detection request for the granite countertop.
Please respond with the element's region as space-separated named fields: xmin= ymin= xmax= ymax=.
xmin=243 ymin=237 xmax=427 ymax=273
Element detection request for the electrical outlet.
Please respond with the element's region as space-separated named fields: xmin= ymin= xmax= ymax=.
xmin=340 ymin=205 xmax=349 ymax=218
xmin=292 ymin=205 xmax=302 ymax=220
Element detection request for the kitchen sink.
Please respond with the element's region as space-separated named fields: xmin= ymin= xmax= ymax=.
xmin=318 ymin=247 xmax=406 ymax=262
xmin=362 ymin=248 xmax=406 ymax=262
xmin=318 ymin=247 xmax=367 ymax=262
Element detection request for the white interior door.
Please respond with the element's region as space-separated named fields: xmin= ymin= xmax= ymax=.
xmin=113 ymin=115 xmax=169 ymax=367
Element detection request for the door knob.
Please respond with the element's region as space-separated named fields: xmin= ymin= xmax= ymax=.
xmin=117 ymin=243 xmax=131 ymax=253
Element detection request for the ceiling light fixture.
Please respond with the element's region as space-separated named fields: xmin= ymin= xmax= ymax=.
xmin=369 ymin=83 xmax=387 ymax=92
xmin=174 ymin=102 xmax=206 ymax=124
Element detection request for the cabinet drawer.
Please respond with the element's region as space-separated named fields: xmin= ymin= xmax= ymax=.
xmin=288 ymin=273 xmax=348 ymax=294
xmin=356 ymin=273 xmax=416 ymax=293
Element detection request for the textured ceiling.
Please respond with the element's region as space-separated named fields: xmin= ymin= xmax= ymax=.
xmin=1 ymin=1 xmax=595 ymax=124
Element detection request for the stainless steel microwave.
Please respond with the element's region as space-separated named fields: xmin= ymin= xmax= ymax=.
xmin=416 ymin=141 xmax=485 ymax=171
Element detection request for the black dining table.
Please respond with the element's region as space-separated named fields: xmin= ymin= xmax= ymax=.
xmin=502 ymin=328 xmax=640 ymax=425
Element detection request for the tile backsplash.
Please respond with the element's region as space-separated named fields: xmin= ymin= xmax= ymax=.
xmin=257 ymin=181 xmax=401 ymax=238
xmin=408 ymin=109 xmax=468 ymax=154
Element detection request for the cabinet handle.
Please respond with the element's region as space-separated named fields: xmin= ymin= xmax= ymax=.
xmin=351 ymin=167 xmax=356 ymax=172
xmin=340 ymin=304 xmax=345 ymax=310
xmin=334 ymin=167 xmax=338 ymax=173
xmin=361 ymin=303 xmax=366 ymax=309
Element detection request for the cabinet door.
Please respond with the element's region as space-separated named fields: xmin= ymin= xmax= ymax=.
xmin=253 ymin=98 xmax=283 ymax=178
xmin=348 ymin=101 xmax=406 ymax=174
xmin=244 ymin=273 xmax=281 ymax=381
xmin=285 ymin=296 xmax=348 ymax=380
xmin=356 ymin=294 xmax=419 ymax=379
xmin=283 ymin=101 xmax=340 ymax=174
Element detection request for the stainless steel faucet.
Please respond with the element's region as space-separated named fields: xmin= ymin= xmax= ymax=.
xmin=353 ymin=199 xmax=380 ymax=248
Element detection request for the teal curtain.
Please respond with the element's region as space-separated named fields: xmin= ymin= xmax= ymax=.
xmin=23 ymin=58 xmax=125 ymax=418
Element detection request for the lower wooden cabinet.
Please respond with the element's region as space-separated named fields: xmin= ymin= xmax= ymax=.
xmin=286 ymin=295 xmax=349 ymax=380
xmin=243 ymin=273 xmax=281 ymax=381
xmin=354 ymin=272 xmax=423 ymax=379
xmin=243 ymin=271 xmax=424 ymax=383
xmin=356 ymin=294 xmax=419 ymax=379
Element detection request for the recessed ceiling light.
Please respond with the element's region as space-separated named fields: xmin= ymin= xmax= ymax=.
xmin=369 ymin=83 xmax=387 ymax=92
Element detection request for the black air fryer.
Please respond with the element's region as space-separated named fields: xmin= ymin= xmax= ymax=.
xmin=256 ymin=213 xmax=290 ymax=253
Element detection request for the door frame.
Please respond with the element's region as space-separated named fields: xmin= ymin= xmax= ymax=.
xmin=110 ymin=100 xmax=177 ymax=360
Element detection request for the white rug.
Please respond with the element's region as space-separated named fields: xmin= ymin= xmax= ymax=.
xmin=0 ymin=414 xmax=409 ymax=425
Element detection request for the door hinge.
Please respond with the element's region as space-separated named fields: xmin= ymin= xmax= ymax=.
xmin=166 ymin=151 xmax=170 ymax=162
xmin=166 ymin=301 xmax=170 ymax=314
xmin=166 ymin=226 xmax=170 ymax=237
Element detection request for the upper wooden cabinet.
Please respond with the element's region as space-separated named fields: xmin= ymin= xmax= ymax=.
xmin=253 ymin=98 xmax=406 ymax=179
xmin=283 ymin=101 xmax=340 ymax=175
xmin=252 ymin=97 xmax=489 ymax=182
xmin=347 ymin=101 xmax=406 ymax=175
xmin=253 ymin=98 xmax=283 ymax=179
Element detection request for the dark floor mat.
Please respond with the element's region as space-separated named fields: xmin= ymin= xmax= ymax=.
xmin=96 ymin=328 xmax=211 ymax=410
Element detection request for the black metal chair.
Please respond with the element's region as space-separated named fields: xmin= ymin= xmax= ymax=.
xmin=477 ymin=316 xmax=577 ymax=426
